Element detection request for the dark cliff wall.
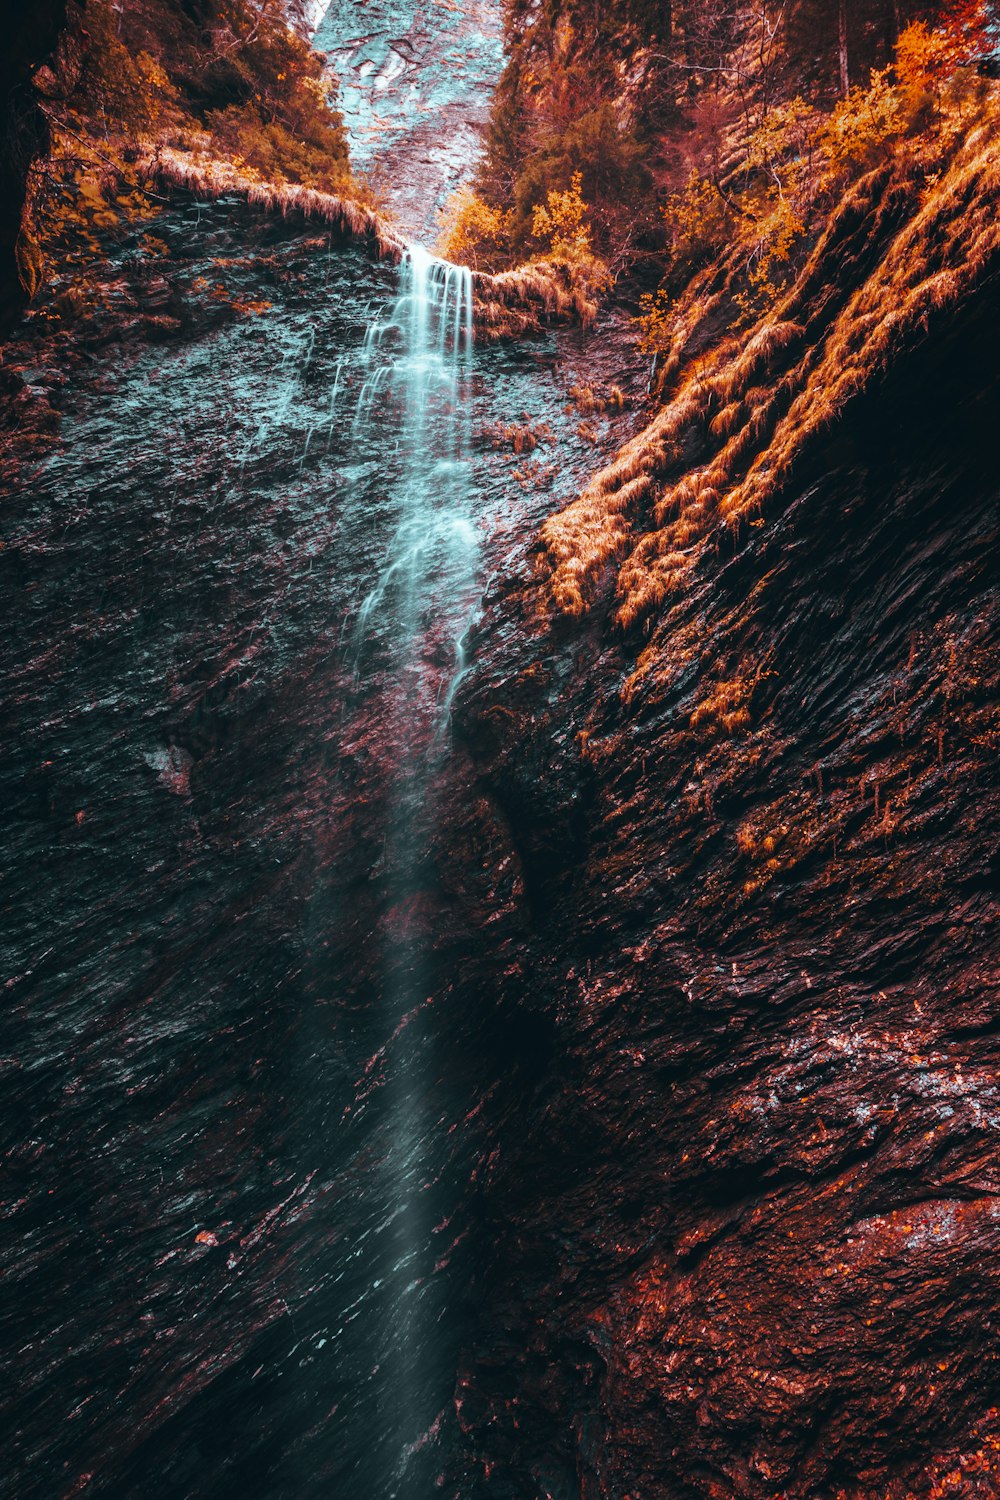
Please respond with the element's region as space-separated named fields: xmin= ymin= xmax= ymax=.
xmin=0 ymin=0 xmax=67 ymax=334
xmin=446 ymin=257 xmax=1000 ymax=1496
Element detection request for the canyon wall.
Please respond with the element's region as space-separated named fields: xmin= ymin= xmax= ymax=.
xmin=442 ymin=218 xmax=1000 ymax=1498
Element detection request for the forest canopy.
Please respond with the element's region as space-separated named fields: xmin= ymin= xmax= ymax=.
xmin=436 ymin=0 xmax=996 ymax=296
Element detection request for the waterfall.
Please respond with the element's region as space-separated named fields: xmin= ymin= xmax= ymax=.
xmin=349 ymin=246 xmax=478 ymax=740
xmin=338 ymin=247 xmax=479 ymax=1488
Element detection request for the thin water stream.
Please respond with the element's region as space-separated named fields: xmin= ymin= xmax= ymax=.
xmin=350 ymin=248 xmax=476 ymax=707
xmin=338 ymin=246 xmax=480 ymax=1481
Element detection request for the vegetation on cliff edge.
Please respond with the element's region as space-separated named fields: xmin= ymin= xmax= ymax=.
xmin=484 ymin=0 xmax=1000 ymax=687
xmin=17 ymin=0 xmax=366 ymax=322
xmin=436 ymin=0 xmax=994 ymax=305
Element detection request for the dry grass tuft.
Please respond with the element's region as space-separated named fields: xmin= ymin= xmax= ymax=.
xmin=141 ymin=146 xmax=407 ymax=261
xmin=689 ymin=673 xmax=761 ymax=738
xmin=480 ymin=420 xmax=553 ymax=454
xmin=568 ymin=383 xmax=628 ymax=415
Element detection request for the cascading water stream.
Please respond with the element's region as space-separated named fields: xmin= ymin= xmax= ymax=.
xmin=340 ymin=246 xmax=479 ymax=1484
xmin=349 ymin=246 xmax=477 ymax=723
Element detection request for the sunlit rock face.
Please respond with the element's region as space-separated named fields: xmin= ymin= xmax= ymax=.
xmin=313 ymin=0 xmax=502 ymax=238
xmin=290 ymin=0 xmax=330 ymax=32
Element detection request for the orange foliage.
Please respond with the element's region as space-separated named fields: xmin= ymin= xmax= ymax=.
xmin=537 ymin=84 xmax=1000 ymax=644
xmin=937 ymin=0 xmax=992 ymax=68
xmin=897 ymin=1 xmax=991 ymax=92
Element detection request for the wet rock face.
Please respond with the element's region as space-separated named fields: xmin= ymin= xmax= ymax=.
xmin=443 ymin=285 xmax=1000 ymax=1496
xmin=314 ymin=0 xmax=502 ymax=239
xmin=1 ymin=197 xmax=648 ymax=1499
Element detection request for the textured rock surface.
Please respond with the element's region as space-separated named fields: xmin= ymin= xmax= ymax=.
xmin=4 ymin=7 xmax=1000 ymax=1494
xmin=314 ymin=0 xmax=502 ymax=239
xmin=4 ymin=207 xmax=996 ymax=1495
xmin=440 ymin=268 xmax=1000 ymax=1497
xmin=0 ymin=194 xmax=647 ymax=1499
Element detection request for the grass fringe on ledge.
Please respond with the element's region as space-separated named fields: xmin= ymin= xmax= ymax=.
xmin=141 ymin=149 xmax=597 ymax=341
xmin=140 ymin=147 xmax=408 ymax=261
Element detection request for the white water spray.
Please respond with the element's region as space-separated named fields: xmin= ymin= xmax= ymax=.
xmin=334 ymin=247 xmax=480 ymax=1482
xmin=348 ymin=246 xmax=478 ymax=731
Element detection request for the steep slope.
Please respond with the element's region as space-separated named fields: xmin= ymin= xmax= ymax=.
xmin=441 ymin=124 xmax=1000 ymax=1500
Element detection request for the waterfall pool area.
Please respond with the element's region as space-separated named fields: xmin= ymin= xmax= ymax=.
xmin=1 ymin=199 xmax=645 ymax=1498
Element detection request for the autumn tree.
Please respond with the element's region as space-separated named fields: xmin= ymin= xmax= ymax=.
xmin=477 ymin=0 xmax=653 ymax=261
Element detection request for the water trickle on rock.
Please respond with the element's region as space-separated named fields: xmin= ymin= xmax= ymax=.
xmin=350 ymin=246 xmax=478 ymax=739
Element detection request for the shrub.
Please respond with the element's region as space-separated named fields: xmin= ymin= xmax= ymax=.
xmin=820 ymin=66 xmax=904 ymax=178
xmin=197 ymin=5 xmax=350 ymax=190
xmin=71 ymin=0 xmax=350 ymax=187
xmin=76 ymin=0 xmax=163 ymax=132
xmin=531 ymin=172 xmax=592 ymax=261
xmin=529 ymin=172 xmax=612 ymax=292
xmin=735 ymin=195 xmax=807 ymax=321
xmin=661 ymin=172 xmax=734 ymax=272
xmin=635 ymin=287 xmax=676 ymax=357
xmin=436 ymin=187 xmax=511 ymax=270
xmin=898 ymin=1 xmax=991 ymax=86
xmin=896 ymin=20 xmax=958 ymax=95
xmin=205 ymin=101 xmax=349 ymax=193
xmin=510 ymin=101 xmax=650 ymax=258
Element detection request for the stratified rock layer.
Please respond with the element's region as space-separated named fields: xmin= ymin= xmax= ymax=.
xmin=443 ymin=262 xmax=1000 ymax=1496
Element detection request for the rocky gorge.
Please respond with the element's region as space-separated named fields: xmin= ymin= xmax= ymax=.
xmin=2 ymin=2 xmax=999 ymax=1499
